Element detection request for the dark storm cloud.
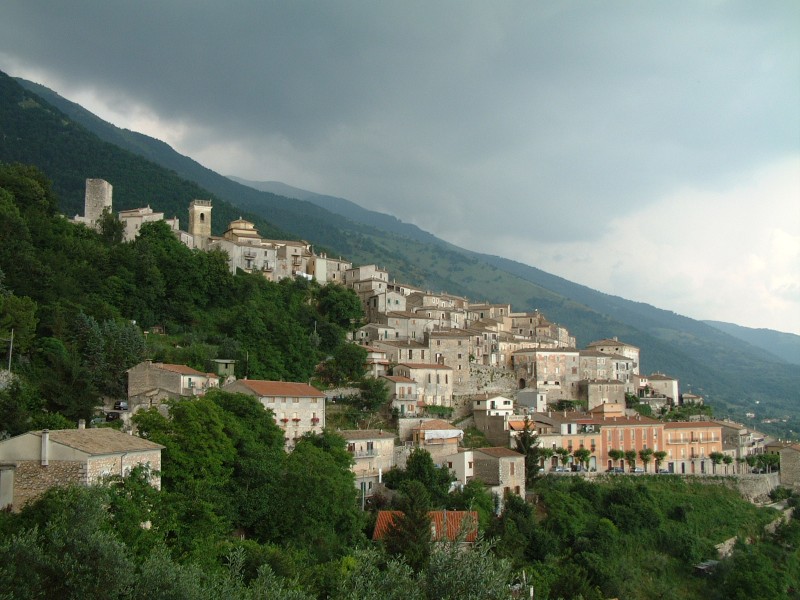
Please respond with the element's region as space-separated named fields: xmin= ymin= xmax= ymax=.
xmin=1 ymin=1 xmax=798 ymax=331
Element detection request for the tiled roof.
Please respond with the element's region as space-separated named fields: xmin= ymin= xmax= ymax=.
xmin=372 ymin=510 xmax=478 ymax=542
xmin=32 ymin=429 xmax=164 ymax=454
xmin=235 ymin=380 xmax=326 ymax=398
xmin=152 ymin=363 xmax=209 ymax=376
xmin=664 ymin=421 xmax=721 ymax=429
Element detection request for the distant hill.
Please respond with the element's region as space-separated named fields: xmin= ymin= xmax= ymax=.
xmin=705 ymin=321 xmax=800 ymax=366
xmin=6 ymin=71 xmax=799 ymax=435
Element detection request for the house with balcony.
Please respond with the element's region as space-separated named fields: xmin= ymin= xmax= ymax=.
xmin=222 ymin=380 xmax=325 ymax=450
xmin=126 ymin=361 xmax=219 ymax=410
xmin=381 ymin=374 xmax=420 ymax=416
xmin=392 ymin=363 xmax=454 ymax=407
xmin=407 ymin=419 xmax=463 ymax=463
xmin=663 ymin=421 xmax=724 ymax=474
xmin=341 ymin=429 xmax=396 ymax=499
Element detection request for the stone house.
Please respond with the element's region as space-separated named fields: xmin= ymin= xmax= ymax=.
xmin=511 ymin=347 xmax=581 ymax=400
xmin=472 ymin=447 xmax=526 ymax=503
xmin=222 ymin=379 xmax=326 ymax=450
xmin=640 ymin=372 xmax=680 ymax=405
xmin=0 ymin=427 xmax=163 ymax=511
xmin=340 ymin=429 xmax=396 ymax=499
xmin=381 ymin=374 xmax=420 ymax=416
xmin=372 ymin=339 xmax=431 ymax=364
xmin=425 ymin=329 xmax=471 ymax=382
xmin=576 ymin=379 xmax=626 ymax=410
xmin=586 ymin=337 xmax=640 ymax=375
xmin=377 ymin=311 xmax=437 ymax=341
xmin=127 ymin=361 xmax=219 ymax=409
xmin=408 ymin=419 xmax=463 ymax=464
xmin=778 ymin=445 xmax=800 ymax=490
xmin=393 ymin=363 xmax=454 ymax=407
xmin=365 ymin=290 xmax=407 ymax=323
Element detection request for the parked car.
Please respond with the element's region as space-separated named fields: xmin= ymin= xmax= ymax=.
xmin=114 ymin=401 xmax=129 ymax=411
xmin=105 ymin=411 xmax=120 ymax=422
xmin=632 ymin=467 xmax=645 ymax=474
xmin=607 ymin=467 xmax=624 ymax=474
xmin=657 ymin=468 xmax=671 ymax=474
xmin=553 ymin=466 xmax=568 ymax=473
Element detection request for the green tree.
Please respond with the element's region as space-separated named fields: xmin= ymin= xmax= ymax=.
xmin=624 ymin=449 xmax=638 ymax=472
xmin=383 ymin=480 xmax=432 ymax=573
xmin=574 ymin=447 xmax=592 ymax=470
xmin=514 ymin=417 xmax=542 ymax=482
xmin=385 ymin=448 xmax=453 ymax=508
xmin=555 ymin=447 xmax=571 ymax=468
xmin=638 ymin=448 xmax=654 ymax=472
xmin=358 ymin=375 xmax=389 ymax=412
xmin=653 ymin=450 xmax=668 ymax=472
xmin=709 ymin=451 xmax=725 ymax=474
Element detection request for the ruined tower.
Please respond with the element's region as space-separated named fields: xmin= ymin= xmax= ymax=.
xmin=83 ymin=178 xmax=112 ymax=229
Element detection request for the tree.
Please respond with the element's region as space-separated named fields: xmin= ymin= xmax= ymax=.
xmin=358 ymin=376 xmax=389 ymax=412
xmin=573 ymin=447 xmax=592 ymax=470
xmin=385 ymin=448 xmax=453 ymax=508
xmin=709 ymin=451 xmax=725 ymax=474
xmin=624 ymin=450 xmax=637 ymax=472
xmin=722 ymin=454 xmax=733 ymax=474
xmin=383 ymin=480 xmax=432 ymax=572
xmin=608 ymin=449 xmax=624 ymax=470
xmin=638 ymin=448 xmax=654 ymax=472
xmin=555 ymin=447 xmax=571 ymax=468
xmin=653 ymin=450 xmax=668 ymax=472
xmin=514 ymin=417 xmax=542 ymax=481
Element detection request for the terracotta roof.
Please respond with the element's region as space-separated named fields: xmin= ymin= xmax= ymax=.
xmin=31 ymin=429 xmax=164 ymax=454
xmin=587 ymin=338 xmax=639 ymax=349
xmin=475 ymin=447 xmax=523 ymax=458
xmin=151 ymin=363 xmax=208 ymax=376
xmin=234 ymin=380 xmax=325 ymax=398
xmin=664 ymin=421 xmax=721 ymax=429
xmin=372 ymin=510 xmax=478 ymax=542
xmin=646 ymin=373 xmax=677 ymax=381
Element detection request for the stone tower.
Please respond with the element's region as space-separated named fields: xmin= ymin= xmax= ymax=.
xmin=84 ymin=179 xmax=112 ymax=228
xmin=189 ymin=199 xmax=212 ymax=249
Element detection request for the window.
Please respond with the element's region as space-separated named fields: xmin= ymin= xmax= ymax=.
xmin=510 ymin=462 xmax=515 ymax=476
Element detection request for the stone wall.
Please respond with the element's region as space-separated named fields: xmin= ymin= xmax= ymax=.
xmin=12 ymin=460 xmax=86 ymax=510
xmin=462 ymin=364 xmax=517 ymax=398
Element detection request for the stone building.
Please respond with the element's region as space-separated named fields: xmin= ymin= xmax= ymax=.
xmin=393 ymin=363 xmax=454 ymax=407
xmin=778 ymin=444 xmax=800 ymax=490
xmin=340 ymin=429 xmax=396 ymax=499
xmin=127 ymin=361 xmax=219 ymax=409
xmin=0 ymin=427 xmax=163 ymax=511
xmin=511 ymin=347 xmax=581 ymax=401
xmin=586 ymin=337 xmax=640 ymax=375
xmin=425 ymin=329 xmax=471 ymax=383
xmin=576 ymin=379 xmax=626 ymax=410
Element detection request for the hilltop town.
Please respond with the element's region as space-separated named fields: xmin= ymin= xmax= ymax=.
xmin=4 ymin=177 xmax=790 ymax=509
xmin=1 ymin=166 xmax=799 ymax=599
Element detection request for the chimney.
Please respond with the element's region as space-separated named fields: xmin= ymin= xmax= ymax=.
xmin=78 ymin=419 xmax=86 ymax=430
xmin=41 ymin=429 xmax=49 ymax=466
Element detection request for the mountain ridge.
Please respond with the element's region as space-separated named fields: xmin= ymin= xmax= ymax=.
xmin=5 ymin=72 xmax=798 ymax=434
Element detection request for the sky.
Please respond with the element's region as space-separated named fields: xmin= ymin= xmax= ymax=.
xmin=1 ymin=1 xmax=798 ymax=334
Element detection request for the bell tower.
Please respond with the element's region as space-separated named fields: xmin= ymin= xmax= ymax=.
xmin=188 ymin=200 xmax=212 ymax=249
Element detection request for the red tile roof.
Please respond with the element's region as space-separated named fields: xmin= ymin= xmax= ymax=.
xmin=154 ymin=363 xmax=208 ymax=376
xmin=236 ymin=380 xmax=325 ymax=398
xmin=372 ymin=510 xmax=478 ymax=542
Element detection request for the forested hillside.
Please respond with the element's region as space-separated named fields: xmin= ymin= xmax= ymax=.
xmin=0 ymin=163 xmax=363 ymax=428
xmin=4 ymin=70 xmax=799 ymax=436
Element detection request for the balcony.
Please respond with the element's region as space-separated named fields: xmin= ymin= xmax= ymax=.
xmin=351 ymin=449 xmax=377 ymax=458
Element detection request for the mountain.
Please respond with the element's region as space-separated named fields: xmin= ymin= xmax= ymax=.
xmin=6 ymin=71 xmax=799 ymax=435
xmin=704 ymin=321 xmax=800 ymax=366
